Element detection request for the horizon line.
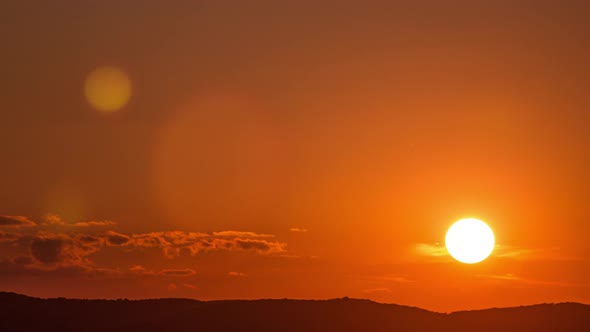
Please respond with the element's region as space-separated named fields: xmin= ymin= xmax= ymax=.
xmin=2 ymin=291 xmax=587 ymax=314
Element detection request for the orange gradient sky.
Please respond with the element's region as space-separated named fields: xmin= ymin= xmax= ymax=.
xmin=1 ymin=1 xmax=590 ymax=312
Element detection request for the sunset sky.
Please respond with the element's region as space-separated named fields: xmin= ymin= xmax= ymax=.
xmin=2 ymin=1 xmax=590 ymax=312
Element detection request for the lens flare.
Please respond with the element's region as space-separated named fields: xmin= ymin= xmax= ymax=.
xmin=84 ymin=66 xmax=132 ymax=112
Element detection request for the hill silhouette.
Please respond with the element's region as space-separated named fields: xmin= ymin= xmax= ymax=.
xmin=0 ymin=292 xmax=589 ymax=331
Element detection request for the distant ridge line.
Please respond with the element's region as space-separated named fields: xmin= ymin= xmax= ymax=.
xmin=0 ymin=291 xmax=587 ymax=313
xmin=1 ymin=291 xmax=590 ymax=331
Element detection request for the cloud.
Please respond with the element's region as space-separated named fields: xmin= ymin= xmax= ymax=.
xmin=183 ymin=283 xmax=196 ymax=289
xmin=0 ymin=215 xmax=287 ymax=259
xmin=368 ymin=275 xmax=414 ymax=283
xmin=27 ymin=233 xmax=102 ymax=268
xmin=129 ymin=231 xmax=286 ymax=257
xmin=43 ymin=214 xmax=115 ymax=227
xmin=128 ymin=266 xmax=197 ymax=278
xmin=70 ymin=221 xmax=116 ymax=227
xmin=10 ymin=227 xmax=282 ymax=273
xmin=480 ymin=273 xmax=579 ymax=287
xmin=132 ymin=233 xmax=169 ymax=248
xmin=233 ymin=238 xmax=285 ymax=253
xmin=0 ymin=231 xmax=21 ymax=243
xmin=30 ymin=237 xmax=65 ymax=264
xmin=212 ymin=231 xmax=274 ymax=238
xmin=105 ymin=231 xmax=131 ymax=246
xmin=228 ymin=271 xmax=248 ymax=277
xmin=44 ymin=213 xmax=64 ymax=225
xmin=289 ymin=227 xmax=308 ymax=233
xmin=493 ymin=245 xmax=581 ymax=261
xmin=0 ymin=216 xmax=35 ymax=228
xmin=77 ymin=235 xmax=101 ymax=244
xmin=0 ymin=214 xmax=289 ymax=279
xmin=414 ymin=242 xmax=581 ymax=263
xmin=129 ymin=265 xmax=148 ymax=273
xmin=131 ymin=232 xmax=208 ymax=250
xmin=414 ymin=243 xmax=449 ymax=258
xmin=159 ymin=268 xmax=196 ymax=277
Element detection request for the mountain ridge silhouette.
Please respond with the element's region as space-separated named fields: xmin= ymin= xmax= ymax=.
xmin=1 ymin=291 xmax=589 ymax=331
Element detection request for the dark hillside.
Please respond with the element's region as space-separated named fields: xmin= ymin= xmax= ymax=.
xmin=0 ymin=292 xmax=588 ymax=331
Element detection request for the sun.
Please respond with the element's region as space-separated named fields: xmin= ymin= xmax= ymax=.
xmin=445 ymin=218 xmax=495 ymax=264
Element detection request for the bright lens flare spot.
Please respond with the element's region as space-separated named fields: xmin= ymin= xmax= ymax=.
xmin=84 ymin=66 xmax=132 ymax=112
xmin=445 ymin=218 xmax=495 ymax=264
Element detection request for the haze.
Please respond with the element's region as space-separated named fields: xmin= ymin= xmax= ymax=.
xmin=1 ymin=1 xmax=589 ymax=312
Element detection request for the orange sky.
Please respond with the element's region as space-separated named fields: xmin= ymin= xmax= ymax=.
xmin=1 ymin=1 xmax=590 ymax=312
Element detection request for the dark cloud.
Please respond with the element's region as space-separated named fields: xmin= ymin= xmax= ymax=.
xmin=30 ymin=237 xmax=65 ymax=264
xmin=77 ymin=235 xmax=101 ymax=244
xmin=2 ymin=227 xmax=286 ymax=271
xmin=27 ymin=234 xmax=101 ymax=267
xmin=131 ymin=231 xmax=208 ymax=248
xmin=0 ymin=216 xmax=35 ymax=227
xmin=132 ymin=233 xmax=167 ymax=248
xmin=0 ymin=217 xmax=288 ymax=278
xmin=130 ymin=232 xmax=286 ymax=257
xmin=70 ymin=221 xmax=116 ymax=227
xmin=234 ymin=239 xmax=285 ymax=253
xmin=105 ymin=231 xmax=131 ymax=246
xmin=159 ymin=269 xmax=196 ymax=277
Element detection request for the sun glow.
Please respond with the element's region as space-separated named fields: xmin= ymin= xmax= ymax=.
xmin=445 ymin=218 xmax=495 ymax=264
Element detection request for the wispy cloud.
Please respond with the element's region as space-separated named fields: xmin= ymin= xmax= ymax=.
xmin=413 ymin=242 xmax=580 ymax=263
xmin=289 ymin=227 xmax=308 ymax=233
xmin=44 ymin=213 xmax=63 ymax=225
xmin=212 ymin=231 xmax=274 ymax=238
xmin=43 ymin=214 xmax=115 ymax=227
xmin=480 ymin=273 xmax=581 ymax=288
xmin=129 ymin=266 xmax=197 ymax=278
xmin=159 ymin=268 xmax=196 ymax=277
xmin=228 ymin=271 xmax=248 ymax=277
xmin=0 ymin=231 xmax=21 ymax=243
xmin=0 ymin=216 xmax=36 ymax=228
xmin=70 ymin=221 xmax=116 ymax=227
xmin=493 ymin=245 xmax=581 ymax=261
xmin=367 ymin=274 xmax=414 ymax=283
xmin=414 ymin=243 xmax=449 ymax=258
xmin=129 ymin=265 xmax=148 ymax=273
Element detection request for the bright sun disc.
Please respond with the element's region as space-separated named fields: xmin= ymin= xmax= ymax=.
xmin=445 ymin=218 xmax=495 ymax=264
